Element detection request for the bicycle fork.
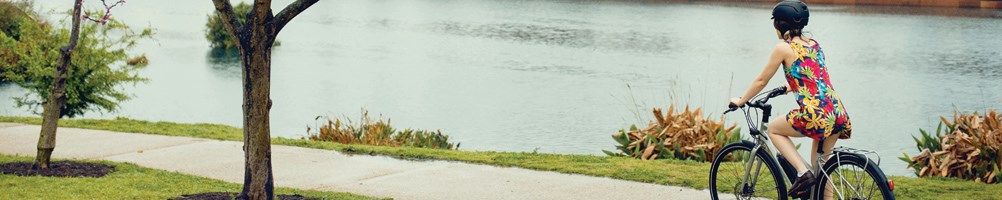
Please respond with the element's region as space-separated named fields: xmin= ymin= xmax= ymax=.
xmin=739 ymin=143 xmax=767 ymax=195
xmin=738 ymin=125 xmax=772 ymax=196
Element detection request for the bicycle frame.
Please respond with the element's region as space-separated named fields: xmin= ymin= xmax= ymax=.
xmin=730 ymin=87 xmax=782 ymax=196
xmin=739 ymin=106 xmax=892 ymax=200
xmin=729 ymin=86 xmax=829 ymax=198
xmin=721 ymin=86 xmax=893 ymax=200
xmin=729 ymin=86 xmax=890 ymax=200
xmin=738 ymin=120 xmax=773 ymax=193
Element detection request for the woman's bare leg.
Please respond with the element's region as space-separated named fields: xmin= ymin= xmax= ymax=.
xmin=809 ymin=134 xmax=838 ymax=170
xmin=768 ymin=115 xmax=808 ymax=173
xmin=811 ymin=133 xmax=839 ymax=200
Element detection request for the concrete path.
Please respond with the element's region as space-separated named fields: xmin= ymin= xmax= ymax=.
xmin=0 ymin=123 xmax=710 ymax=200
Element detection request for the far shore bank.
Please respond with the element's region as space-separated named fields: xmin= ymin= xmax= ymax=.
xmin=659 ymin=0 xmax=1002 ymax=9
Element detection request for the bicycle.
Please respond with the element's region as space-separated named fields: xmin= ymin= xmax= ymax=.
xmin=708 ymin=86 xmax=895 ymax=200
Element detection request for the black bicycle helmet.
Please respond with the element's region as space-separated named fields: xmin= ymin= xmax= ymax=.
xmin=771 ymin=0 xmax=809 ymax=27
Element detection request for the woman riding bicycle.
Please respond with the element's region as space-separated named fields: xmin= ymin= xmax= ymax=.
xmin=728 ymin=0 xmax=852 ymax=198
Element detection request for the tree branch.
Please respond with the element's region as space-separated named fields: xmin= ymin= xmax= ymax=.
xmin=273 ymin=0 xmax=318 ymax=36
xmin=82 ymin=0 xmax=126 ymax=25
xmin=66 ymin=0 xmax=84 ymax=50
xmin=251 ymin=0 xmax=273 ymax=25
xmin=211 ymin=0 xmax=243 ymax=41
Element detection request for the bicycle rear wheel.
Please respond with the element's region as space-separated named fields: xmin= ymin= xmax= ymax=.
xmin=710 ymin=141 xmax=788 ymax=200
xmin=816 ymin=153 xmax=895 ymax=200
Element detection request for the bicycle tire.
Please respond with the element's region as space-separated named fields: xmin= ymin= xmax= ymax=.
xmin=815 ymin=153 xmax=895 ymax=200
xmin=710 ymin=141 xmax=789 ymax=200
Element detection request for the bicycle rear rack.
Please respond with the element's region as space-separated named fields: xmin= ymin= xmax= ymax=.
xmin=832 ymin=146 xmax=881 ymax=166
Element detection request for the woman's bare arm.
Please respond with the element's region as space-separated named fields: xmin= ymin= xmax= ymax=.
xmin=732 ymin=43 xmax=789 ymax=106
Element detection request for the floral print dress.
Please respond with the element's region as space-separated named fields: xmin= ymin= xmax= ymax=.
xmin=783 ymin=39 xmax=852 ymax=141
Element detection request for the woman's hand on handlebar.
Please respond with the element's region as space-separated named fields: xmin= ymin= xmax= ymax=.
xmin=727 ymin=86 xmax=786 ymax=114
xmin=729 ymin=97 xmax=745 ymax=108
xmin=724 ymin=99 xmax=741 ymax=115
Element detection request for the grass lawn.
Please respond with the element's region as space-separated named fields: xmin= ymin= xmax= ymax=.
xmin=2 ymin=116 xmax=1000 ymax=199
xmin=0 ymin=154 xmax=381 ymax=200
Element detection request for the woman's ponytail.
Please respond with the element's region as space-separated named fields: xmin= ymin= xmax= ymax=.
xmin=774 ymin=19 xmax=804 ymax=40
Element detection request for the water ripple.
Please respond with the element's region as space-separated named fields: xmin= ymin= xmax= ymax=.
xmin=427 ymin=21 xmax=674 ymax=54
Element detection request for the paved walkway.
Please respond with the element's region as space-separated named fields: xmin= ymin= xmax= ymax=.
xmin=0 ymin=123 xmax=710 ymax=200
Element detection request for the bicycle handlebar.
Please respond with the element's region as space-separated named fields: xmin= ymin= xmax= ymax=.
xmin=723 ymin=86 xmax=787 ymax=115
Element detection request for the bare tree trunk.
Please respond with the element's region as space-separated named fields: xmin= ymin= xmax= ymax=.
xmin=238 ymin=24 xmax=276 ymax=200
xmin=34 ymin=0 xmax=84 ymax=170
xmin=211 ymin=0 xmax=317 ymax=199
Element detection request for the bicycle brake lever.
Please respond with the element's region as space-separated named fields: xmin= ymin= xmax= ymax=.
xmin=723 ymin=108 xmax=737 ymax=115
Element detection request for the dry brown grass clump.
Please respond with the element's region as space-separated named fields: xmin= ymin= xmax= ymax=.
xmin=901 ymin=110 xmax=1002 ymax=183
xmin=604 ymin=105 xmax=740 ymax=162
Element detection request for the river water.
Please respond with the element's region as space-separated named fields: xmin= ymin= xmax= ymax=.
xmin=3 ymin=0 xmax=1001 ymax=176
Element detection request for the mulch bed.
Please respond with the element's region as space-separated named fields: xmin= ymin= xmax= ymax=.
xmin=171 ymin=192 xmax=316 ymax=200
xmin=0 ymin=161 xmax=115 ymax=177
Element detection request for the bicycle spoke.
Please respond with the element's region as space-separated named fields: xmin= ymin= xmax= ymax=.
xmin=865 ymin=173 xmax=877 ymax=199
xmin=844 ymin=166 xmax=858 ymax=198
xmin=825 ymin=161 xmax=887 ymax=200
xmin=711 ymin=148 xmax=782 ymax=200
xmin=854 ymin=165 xmax=865 ymax=198
xmin=834 ymin=168 xmax=844 ymax=198
xmin=837 ymin=166 xmax=862 ymax=199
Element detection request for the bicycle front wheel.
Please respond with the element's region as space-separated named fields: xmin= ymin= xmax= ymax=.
xmin=816 ymin=153 xmax=895 ymax=200
xmin=710 ymin=141 xmax=788 ymax=200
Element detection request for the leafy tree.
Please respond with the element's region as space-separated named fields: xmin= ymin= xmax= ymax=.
xmin=205 ymin=1 xmax=249 ymax=49
xmin=5 ymin=19 xmax=150 ymax=118
xmin=205 ymin=2 xmax=278 ymax=49
xmin=0 ymin=1 xmax=41 ymax=84
xmin=0 ymin=0 xmax=150 ymax=169
xmin=211 ymin=0 xmax=318 ymax=199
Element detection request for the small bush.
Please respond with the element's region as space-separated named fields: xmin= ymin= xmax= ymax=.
xmin=900 ymin=110 xmax=1002 ymax=183
xmin=126 ymin=54 xmax=148 ymax=66
xmin=603 ymin=105 xmax=740 ymax=162
xmin=306 ymin=110 xmax=459 ymax=150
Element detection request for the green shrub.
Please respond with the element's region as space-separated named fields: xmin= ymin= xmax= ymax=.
xmin=306 ymin=110 xmax=459 ymax=150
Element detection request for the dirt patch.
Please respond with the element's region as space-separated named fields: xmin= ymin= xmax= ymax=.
xmin=171 ymin=192 xmax=316 ymax=200
xmin=0 ymin=161 xmax=114 ymax=177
